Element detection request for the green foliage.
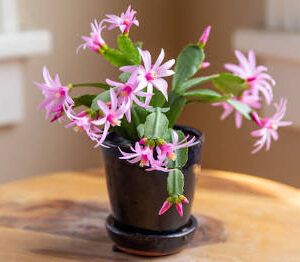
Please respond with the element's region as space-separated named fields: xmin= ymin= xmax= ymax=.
xmin=71 ymin=83 xmax=111 ymax=90
xmin=117 ymin=35 xmax=141 ymax=65
xmin=166 ymin=130 xmax=189 ymax=169
xmin=212 ymin=73 xmax=249 ymax=97
xmin=103 ymin=48 xmax=133 ymax=67
xmin=179 ymin=74 xmax=219 ymax=93
xmin=162 ymin=128 xmax=174 ymax=142
xmin=167 ymin=169 xmax=184 ymax=197
xmin=112 ymin=118 xmax=137 ymax=141
xmin=172 ymin=45 xmax=205 ymax=91
xmin=184 ymin=89 xmax=233 ymax=103
xmin=73 ymin=94 xmax=97 ymax=108
xmin=184 ymin=89 xmax=221 ymax=98
xmin=131 ymin=105 xmax=149 ymax=127
xmin=115 ymin=106 xmax=149 ymax=141
xmin=103 ymin=35 xmax=141 ymax=67
xmin=135 ymin=41 xmax=143 ymax=49
xmin=165 ymin=92 xmax=186 ymax=128
xmin=166 ymin=45 xmax=207 ymax=127
xmin=143 ymin=109 xmax=169 ymax=139
xmin=149 ymin=88 xmax=166 ymax=107
xmin=137 ymin=124 xmax=145 ymax=138
xmin=119 ymin=72 xmax=131 ymax=83
xmin=146 ymin=107 xmax=169 ymax=113
xmin=228 ymin=99 xmax=252 ymax=120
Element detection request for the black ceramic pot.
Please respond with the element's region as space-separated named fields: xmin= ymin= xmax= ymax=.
xmin=101 ymin=125 xmax=204 ymax=256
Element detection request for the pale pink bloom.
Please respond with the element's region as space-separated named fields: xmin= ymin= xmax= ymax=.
xmin=158 ymin=195 xmax=189 ymax=216
xmin=201 ymin=62 xmax=211 ymax=69
xmin=93 ymin=88 xmax=129 ymax=147
xmin=157 ymin=131 xmax=196 ymax=161
xmin=119 ymin=141 xmax=170 ymax=172
xmin=213 ymin=90 xmax=261 ymax=128
xmin=104 ymin=5 xmax=139 ymax=34
xmin=251 ymin=98 xmax=292 ymax=154
xmin=119 ymin=142 xmax=154 ymax=167
xmin=106 ymin=73 xmax=153 ymax=122
xmin=119 ymin=131 xmax=195 ymax=173
xmin=145 ymin=159 xmax=170 ymax=173
xmin=225 ymin=50 xmax=275 ymax=104
xmin=65 ymin=109 xmax=102 ymax=142
xmin=198 ymin=25 xmax=211 ymax=47
xmin=78 ymin=20 xmax=106 ymax=53
xmin=35 ymin=66 xmax=73 ymax=122
xmin=120 ymin=48 xmax=175 ymax=104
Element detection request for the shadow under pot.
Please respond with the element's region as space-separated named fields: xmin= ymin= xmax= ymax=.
xmin=101 ymin=125 xmax=204 ymax=256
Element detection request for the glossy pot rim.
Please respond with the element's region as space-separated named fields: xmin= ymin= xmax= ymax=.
xmin=103 ymin=125 xmax=205 ymax=149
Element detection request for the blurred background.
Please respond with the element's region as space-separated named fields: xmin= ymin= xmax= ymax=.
xmin=0 ymin=0 xmax=298 ymax=186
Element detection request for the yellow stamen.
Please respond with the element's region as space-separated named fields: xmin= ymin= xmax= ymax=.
xmin=111 ymin=119 xmax=121 ymax=126
xmin=120 ymin=90 xmax=127 ymax=97
xmin=168 ymin=152 xmax=176 ymax=161
xmin=73 ymin=126 xmax=83 ymax=132
xmin=140 ymin=159 xmax=147 ymax=167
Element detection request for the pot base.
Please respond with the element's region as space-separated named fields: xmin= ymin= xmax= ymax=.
xmin=106 ymin=215 xmax=198 ymax=257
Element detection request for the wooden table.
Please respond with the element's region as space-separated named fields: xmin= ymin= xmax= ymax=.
xmin=0 ymin=169 xmax=300 ymax=261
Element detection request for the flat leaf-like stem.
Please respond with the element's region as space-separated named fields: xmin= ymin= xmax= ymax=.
xmin=167 ymin=169 xmax=184 ymax=197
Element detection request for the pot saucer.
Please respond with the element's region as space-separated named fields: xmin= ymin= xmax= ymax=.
xmin=106 ymin=215 xmax=198 ymax=257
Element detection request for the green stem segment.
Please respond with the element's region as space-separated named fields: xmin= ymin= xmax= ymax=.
xmin=69 ymin=83 xmax=111 ymax=90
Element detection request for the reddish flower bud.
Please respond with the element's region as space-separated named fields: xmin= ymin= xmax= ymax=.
xmin=198 ymin=25 xmax=211 ymax=48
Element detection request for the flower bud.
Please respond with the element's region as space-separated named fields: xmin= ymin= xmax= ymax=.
xmin=201 ymin=62 xmax=211 ymax=69
xmin=198 ymin=25 xmax=211 ymax=48
xmin=139 ymin=138 xmax=148 ymax=145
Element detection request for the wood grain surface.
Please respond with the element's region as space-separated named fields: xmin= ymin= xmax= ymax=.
xmin=0 ymin=169 xmax=300 ymax=261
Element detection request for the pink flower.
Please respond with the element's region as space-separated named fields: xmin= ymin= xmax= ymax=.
xmin=119 ymin=140 xmax=170 ymax=172
xmin=120 ymin=49 xmax=175 ymax=104
xmin=213 ymin=90 xmax=261 ymax=128
xmin=158 ymin=195 xmax=189 ymax=216
xmin=119 ymin=132 xmax=195 ymax=173
xmin=198 ymin=25 xmax=211 ymax=47
xmin=65 ymin=109 xmax=102 ymax=142
xmin=78 ymin=20 xmax=106 ymax=53
xmin=251 ymin=98 xmax=292 ymax=154
xmin=92 ymin=88 xmax=129 ymax=147
xmin=157 ymin=131 xmax=196 ymax=161
xmin=104 ymin=5 xmax=139 ymax=34
xmin=119 ymin=142 xmax=154 ymax=167
xmin=225 ymin=50 xmax=275 ymax=104
xmin=106 ymin=73 xmax=153 ymax=122
xmin=145 ymin=159 xmax=170 ymax=173
xmin=35 ymin=66 xmax=73 ymax=122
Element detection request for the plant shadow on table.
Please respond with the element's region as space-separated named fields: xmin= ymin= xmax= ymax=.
xmin=0 ymin=200 xmax=226 ymax=260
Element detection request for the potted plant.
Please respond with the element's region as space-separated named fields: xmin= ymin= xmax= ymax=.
xmin=35 ymin=5 xmax=292 ymax=256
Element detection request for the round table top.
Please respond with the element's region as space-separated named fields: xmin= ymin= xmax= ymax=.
xmin=0 ymin=169 xmax=300 ymax=262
